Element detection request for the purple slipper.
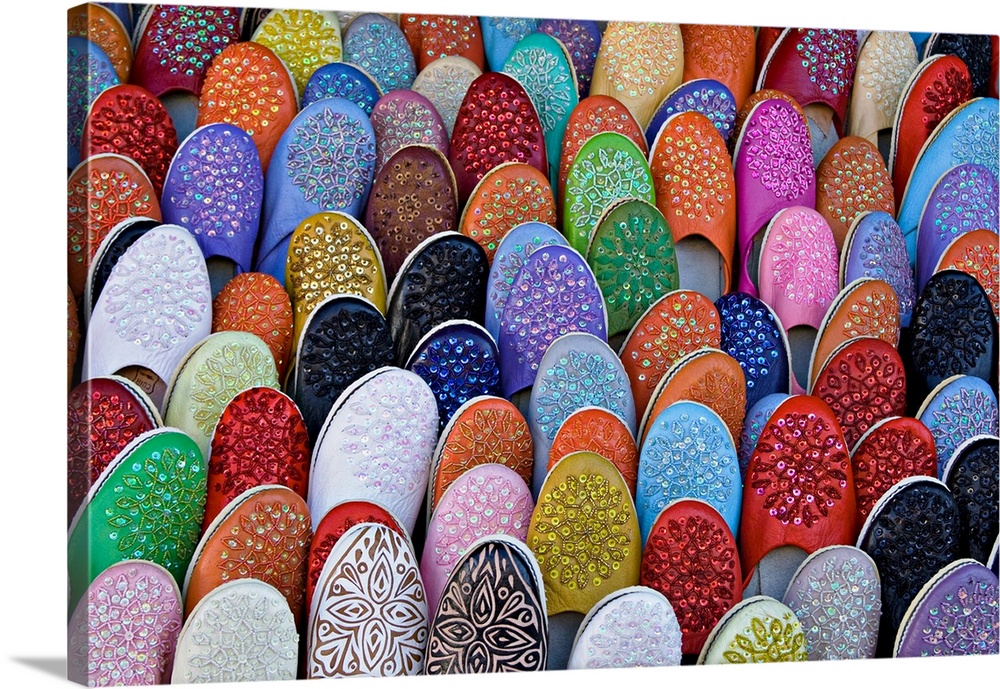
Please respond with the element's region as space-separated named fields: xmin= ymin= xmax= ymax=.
xmin=370 ymin=90 xmax=449 ymax=175
xmin=301 ymin=62 xmax=382 ymax=113
xmin=644 ymin=78 xmax=738 ymax=147
xmin=841 ymin=211 xmax=917 ymax=327
xmin=538 ymin=19 xmax=602 ymax=98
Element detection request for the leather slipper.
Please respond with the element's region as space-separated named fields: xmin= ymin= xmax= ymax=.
xmin=925 ymin=33 xmax=994 ymax=97
xmin=538 ymin=19 xmax=602 ymax=98
xmin=307 ymin=523 xmax=427 ymax=677
xmin=481 ymin=16 xmax=537 ymax=70
xmin=645 ymin=79 xmax=738 ymax=148
xmin=738 ymin=393 xmax=790 ymax=479
xmin=342 ymin=13 xmax=416 ymax=94
xmin=935 ymin=228 xmax=1000 ymax=320
xmin=680 ymin=25 xmax=756 ymax=111
xmin=212 ymin=272 xmax=294 ymax=381
xmin=917 ymin=375 xmax=1000 ymax=479
xmin=648 ymin=111 xmax=735 ymax=300
xmin=731 ymin=89 xmax=805 ymax=154
xmin=251 ymin=9 xmax=342 ymax=97
xmin=301 ymin=61 xmax=381 ymax=113
xmin=716 ymin=292 xmax=792 ymax=409
xmin=548 ymin=407 xmax=637 ymax=499
xmin=943 ymin=435 xmax=1000 ymax=564
xmin=696 ymin=595 xmax=808 ymax=664
xmin=67 ymin=4 xmax=132 ymax=83
xmin=66 ymin=36 xmax=119 ymax=170
xmin=84 ymin=216 xmax=159 ymax=327
xmin=640 ymin=498 xmax=742 ymax=657
xmin=411 ymin=55 xmax=483 ymax=137
xmin=401 ymin=14 xmax=484 ymax=71
xmin=68 ymin=288 xmax=80 ymax=389
xmin=370 ymin=90 xmax=449 ymax=174
xmin=840 ymin=211 xmax=916 ymax=327
xmin=847 ymin=31 xmax=918 ymax=147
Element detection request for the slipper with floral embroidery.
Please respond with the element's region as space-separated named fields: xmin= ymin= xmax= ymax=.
xmin=917 ymin=374 xmax=1000 ymax=479
xmin=697 ymin=595 xmax=808 ymax=664
xmin=847 ymin=31 xmax=918 ymax=149
xmin=342 ymin=13 xmax=416 ymax=94
xmin=212 ymin=273 xmax=294 ymax=381
xmin=840 ymin=211 xmax=917 ymax=327
xmin=301 ymin=61 xmax=380 ymax=113
xmin=401 ymin=14 xmax=484 ymax=71
xmin=411 ymin=55 xmax=482 ymax=137
xmin=548 ymin=407 xmax=638 ymax=499
xmin=84 ymin=216 xmax=158 ymax=326
xmin=645 ymin=79 xmax=737 ymax=148
xmin=943 ymin=435 xmax=999 ymax=564
xmin=67 ymin=37 xmax=119 ymax=170
xmin=251 ymin=9 xmax=342 ymax=97
xmin=716 ymin=292 xmax=791 ymax=409
xmin=370 ymin=90 xmax=449 ymax=174
xmin=538 ymin=19 xmax=602 ymax=98
xmin=935 ymin=228 xmax=1000 ymax=320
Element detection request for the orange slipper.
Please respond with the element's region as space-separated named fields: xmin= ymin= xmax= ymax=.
xmin=400 ymin=15 xmax=485 ymax=71
xmin=680 ymin=25 xmax=756 ymax=111
xmin=547 ymin=407 xmax=638 ymax=498
xmin=815 ymin=136 xmax=895 ymax=251
xmin=67 ymin=3 xmax=132 ymax=83
xmin=212 ymin=272 xmax=294 ymax=381
xmin=935 ymin=228 xmax=1000 ymax=319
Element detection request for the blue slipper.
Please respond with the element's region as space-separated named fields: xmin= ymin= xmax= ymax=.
xmin=481 ymin=16 xmax=539 ymax=71
xmin=644 ymin=78 xmax=737 ymax=148
xmin=67 ymin=37 xmax=119 ymax=169
xmin=301 ymin=61 xmax=382 ymax=113
xmin=342 ymin=13 xmax=416 ymax=94
xmin=716 ymin=293 xmax=792 ymax=409
xmin=840 ymin=211 xmax=916 ymax=327
xmin=917 ymin=374 xmax=1000 ymax=478
xmin=737 ymin=392 xmax=789 ymax=480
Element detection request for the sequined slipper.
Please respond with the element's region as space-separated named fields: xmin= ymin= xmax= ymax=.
xmin=781 ymin=545 xmax=881 ymax=660
xmin=426 ymin=535 xmax=546 ymax=673
xmin=716 ymin=292 xmax=792 ymax=409
xmin=370 ymin=90 xmax=449 ymax=174
xmin=645 ymin=79 xmax=737 ymax=148
xmin=67 ymin=561 xmax=182 ymax=687
xmin=67 ymin=376 xmax=161 ymax=526
xmin=924 ymin=33 xmax=994 ymax=97
xmin=696 ymin=595 xmax=808 ymax=664
xmin=567 ymin=586 xmax=681 ymax=670
xmin=917 ymin=375 xmax=1000 ymax=479
xmin=255 ymin=98 xmax=376 ymax=284
xmin=68 ymin=288 xmax=80 ymax=388
xmin=548 ymin=407 xmax=638 ymax=499
xmin=67 ymin=37 xmax=119 ymax=170
xmin=342 ymin=13 xmax=416 ymax=94
xmin=730 ymin=89 xmax=805 ymax=153
xmin=449 ymin=72 xmax=547 ymax=201
xmin=840 ymin=211 xmax=917 ymax=327
xmin=497 ymin=244 xmax=607 ymax=397
xmin=301 ymin=61 xmax=381 ymax=112
xmin=81 ymin=225 xmax=212 ymax=407
xmin=401 ymin=14 xmax=485 ymax=71
xmin=67 ymin=4 xmax=132 ymax=83
xmin=738 ymin=393 xmax=790 ymax=479
xmin=538 ymin=19 xmax=601 ymax=98
xmin=307 ymin=367 xmax=438 ymax=534
xmin=212 ymin=272 xmax=294 ymax=381
xmin=857 ymin=475 xmax=963 ymax=655
xmin=943 ymin=435 xmax=1000 ymax=563
xmin=411 ymin=55 xmax=483 ymax=137
xmin=365 ymin=144 xmax=458 ymax=280
xmin=386 ymin=232 xmax=488 ymax=366
xmin=421 ymin=465 xmax=534 ymax=616
xmin=640 ymin=499 xmax=742 ymax=657
xmin=481 ymin=16 xmax=538 ymax=70
xmin=172 ymin=579 xmax=298 ymax=683
xmin=307 ymin=523 xmax=427 ymax=677
xmin=680 ymin=25 xmax=756 ymax=111
xmin=67 ymin=428 xmax=206 ymax=616
xmin=638 ymin=400 xmax=741 ymax=544
xmin=202 ymin=387 xmax=310 ymax=530
xmin=67 ymin=154 xmax=160 ymax=299
xmin=846 ymin=31 xmax=918 ymax=147
xmin=527 ymin=332 xmax=635 ymax=493
xmin=935 ymin=228 xmax=1000 ymax=320
xmin=83 ymin=216 xmax=159 ymax=326
xmin=732 ymin=98 xmax=816 ymax=295
xmin=459 ymin=163 xmax=558 ymax=263
xmin=196 ymin=41 xmax=298 ymax=171
xmin=251 ymin=9 xmax=342 ymax=97
xmin=562 ymin=131 xmax=654 ymax=256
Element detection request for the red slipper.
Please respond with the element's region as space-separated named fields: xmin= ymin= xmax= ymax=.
xmin=400 ymin=14 xmax=485 ymax=71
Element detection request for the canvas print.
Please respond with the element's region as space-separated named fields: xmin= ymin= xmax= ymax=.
xmin=66 ymin=3 xmax=999 ymax=685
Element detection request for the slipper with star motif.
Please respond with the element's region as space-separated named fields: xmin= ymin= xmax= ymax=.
xmin=840 ymin=211 xmax=917 ymax=326
xmin=696 ymin=595 xmax=808 ymax=664
xmin=917 ymin=375 xmax=1000 ymax=479
xmin=342 ymin=13 xmax=416 ymax=94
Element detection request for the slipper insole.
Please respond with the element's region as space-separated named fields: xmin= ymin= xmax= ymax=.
xmin=675 ymin=236 xmax=724 ymax=302
xmin=206 ymin=256 xmax=238 ymax=298
xmin=742 ymin=545 xmax=808 ymax=600
xmin=546 ymin=611 xmax=584 ymax=671
xmin=115 ymin=365 xmax=167 ymax=410
xmin=747 ymin=229 xmax=765 ymax=291
xmin=160 ymin=91 xmax=200 ymax=144
xmin=877 ymin=128 xmax=892 ymax=165
xmin=804 ymin=104 xmax=838 ymax=168
xmin=787 ymin=325 xmax=818 ymax=392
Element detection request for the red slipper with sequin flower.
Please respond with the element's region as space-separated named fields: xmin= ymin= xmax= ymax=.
xmin=212 ymin=272 xmax=294 ymax=382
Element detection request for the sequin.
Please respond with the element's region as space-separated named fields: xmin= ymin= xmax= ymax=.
xmin=133 ymin=5 xmax=240 ymax=90
xmin=846 ymin=213 xmax=917 ymax=325
xmin=538 ymin=19 xmax=601 ymax=97
xmin=252 ymin=9 xmax=342 ymax=95
xmin=816 ymin=136 xmax=895 ymax=246
xmin=920 ymin=378 xmax=999 ymax=478
xmin=301 ymin=62 xmax=381 ymax=114
xmin=741 ymin=100 xmax=813 ymax=200
xmin=212 ymin=273 xmax=293 ymax=380
xmin=67 ymin=38 xmax=119 ymax=163
xmin=411 ymin=56 xmax=482 ymax=137
xmin=343 ymin=14 xmax=416 ymax=93
xmin=851 ymin=418 xmax=937 ymax=522
xmin=370 ymin=92 xmax=449 ymax=173
xmin=716 ymin=293 xmax=787 ymax=409
xmin=575 ymin=593 xmax=682 ymax=669
xmin=401 ymin=14 xmax=483 ymax=70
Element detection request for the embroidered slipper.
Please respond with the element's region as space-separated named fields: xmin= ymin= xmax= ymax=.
xmin=307 ymin=523 xmax=427 ymax=677
xmin=645 ymin=79 xmax=738 ymax=148
xmin=411 ymin=55 xmax=483 ymax=137
xmin=502 ymin=31 xmax=579 ymax=186
xmin=370 ymin=90 xmax=449 ymax=174
xmin=732 ymin=98 xmax=816 ymax=295
xmin=850 ymin=416 xmax=937 ymax=531
xmin=130 ymin=5 xmax=240 ymax=97
xmin=738 ymin=393 xmax=790 ymax=480
xmin=301 ymin=61 xmax=380 ymax=113
xmin=757 ymin=207 xmax=840 ymax=391
xmin=386 ymin=232 xmax=488 ymax=366
xmin=255 ymin=98 xmax=377 ymax=285
xmin=480 ymin=16 xmax=537 ymax=70
xmin=696 ymin=595 xmax=808 ymax=664
xmin=67 ymin=561 xmax=182 ymax=687
xmin=449 ymin=72 xmax=547 ymax=201
xmin=305 ymin=500 xmax=405 ymax=614
xmin=184 ymin=484 xmax=310 ymax=625
xmin=212 ymin=272 xmax=294 ymax=381
xmin=307 ymin=367 xmax=438 ymax=534
xmin=917 ymin=375 xmax=1000 ymax=479
xmin=161 ymin=123 xmax=263 ymax=292
xmin=857 ymin=475 xmax=963 ymax=655
xmin=421 ymin=465 xmax=534 ymax=616
xmin=557 ymin=95 xmax=648 ymax=205
xmin=67 ymin=154 xmax=161 ymax=299
xmin=401 ymin=14 xmax=485 ymax=71
xmin=67 ymin=37 xmax=119 ymax=170
xmin=754 ymin=28 xmax=785 ymax=83
xmin=943 ymin=435 xmax=1000 ymax=564
xmin=527 ymin=332 xmax=635 ymax=494
xmin=935 ymin=228 xmax=1000 ymax=319
xmin=342 ymin=13 xmax=415 ymax=94
xmin=172 ymin=579 xmax=298 ymax=683
xmin=202 ymin=387 xmax=310 ymax=530
xmin=781 ymin=545 xmax=881 ymax=660
xmin=405 ymin=320 xmax=501 ymax=431
xmin=814 ymin=135 xmax=895 ymax=250
xmin=907 ymin=270 xmax=998 ymax=404
xmin=562 ymin=131 xmax=654 ymax=256
xmin=83 ymin=216 xmax=159 ymax=327
xmin=335 ymin=11 xmax=400 ymax=32
xmin=484 ymin=221 xmax=567 ymax=342
xmin=847 ymin=31 xmax=918 ymax=148
xmin=586 ymin=198 xmax=678 ymax=337
xmin=67 ymin=376 xmax=161 ymax=526
xmin=925 ymin=33 xmax=994 ymax=97
xmin=639 ymin=348 xmax=746 ymax=449
xmin=915 ymin=163 xmax=998 ymax=293
xmin=567 ymin=586 xmax=681 ymax=670
xmin=251 ymin=9 xmax=341 ymax=96
xmin=730 ymin=89 xmax=805 ymax=153
xmin=640 ymin=499 xmax=742 ymax=657
xmin=716 ymin=293 xmax=792 ymax=410
xmin=548 ymin=407 xmax=638 ymax=499
xmin=991 ymin=539 xmax=999 ymax=577
xmin=888 ymin=55 xmax=973 ymax=208
xmin=808 ymin=278 xmax=901 ymax=391
xmin=528 ymin=451 xmax=641 ymax=616
xmin=196 ymin=41 xmax=298 ymax=172
xmin=426 ymin=535 xmax=547 ymax=673
xmin=81 ymin=225 xmax=212 ymax=408
xmin=637 ymin=401 xmax=741 ymax=544
xmin=740 ymin=395 xmax=856 ymax=582
xmin=538 ymin=19 xmax=602 ymax=98
xmin=895 ymin=559 xmax=999 ymax=657
xmin=897 ymin=98 xmax=1000 ymax=264
xmin=497 ymin=244 xmax=607 ymax=397
xmin=678 ymin=26 xmax=755 ymax=112
xmin=840 ymin=212 xmax=917 ymax=327
xmin=68 ymin=288 xmax=80 ymax=388
xmin=648 ymin=111 xmax=735 ymax=300
xmin=67 ymin=428 xmax=206 ymax=616
xmin=620 ymin=289 xmax=721 ymax=419
xmin=67 ymin=4 xmax=131 ymax=83
xmin=590 ymin=22 xmax=684 ymax=129
xmin=427 ymin=395 xmax=532 ymax=514
xmin=459 ymin=162 xmax=558 ymax=263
